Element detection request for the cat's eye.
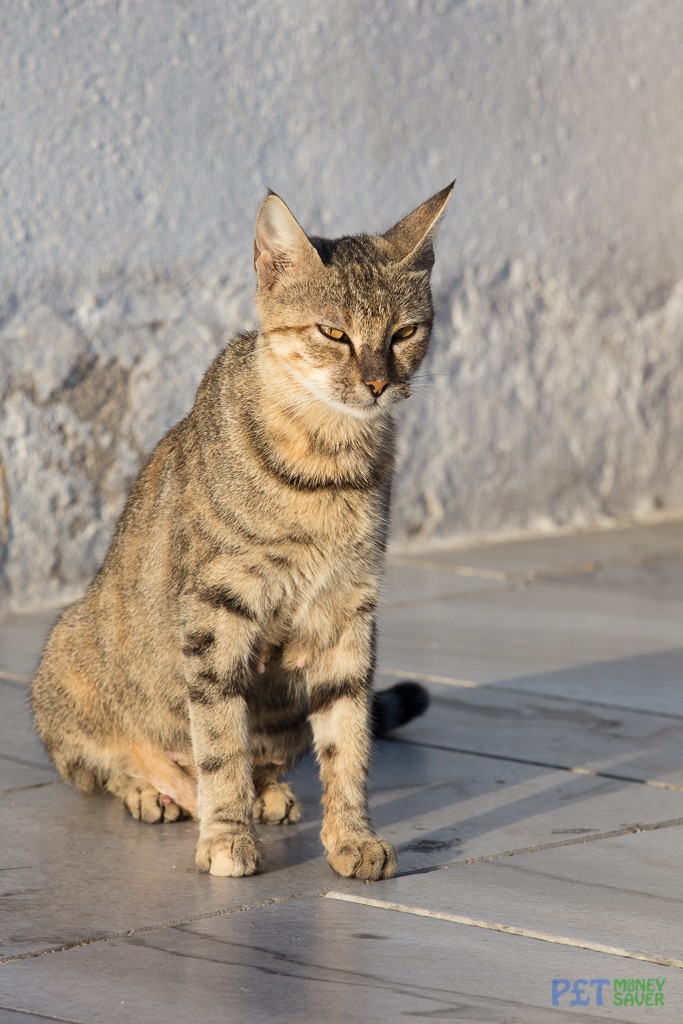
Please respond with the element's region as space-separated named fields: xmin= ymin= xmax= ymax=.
xmin=317 ymin=324 xmax=350 ymax=342
xmin=392 ymin=325 xmax=417 ymax=341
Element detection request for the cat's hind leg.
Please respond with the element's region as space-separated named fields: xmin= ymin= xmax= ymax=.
xmin=34 ymin=718 xmax=190 ymax=823
xmin=106 ymin=773 xmax=185 ymax=823
xmin=106 ymin=744 xmax=198 ymax=823
xmin=250 ymin=694 xmax=310 ymax=825
xmin=252 ymin=765 xmax=302 ymax=825
xmin=33 ymin=665 xmax=196 ymax=822
xmin=32 ymin=659 xmax=125 ymax=805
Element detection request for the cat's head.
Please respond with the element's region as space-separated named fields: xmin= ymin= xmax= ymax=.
xmin=253 ymin=184 xmax=453 ymax=419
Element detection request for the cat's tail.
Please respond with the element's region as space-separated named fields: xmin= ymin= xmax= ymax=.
xmin=371 ymin=681 xmax=430 ymax=738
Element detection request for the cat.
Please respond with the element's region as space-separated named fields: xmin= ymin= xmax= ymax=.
xmin=31 ymin=183 xmax=453 ymax=879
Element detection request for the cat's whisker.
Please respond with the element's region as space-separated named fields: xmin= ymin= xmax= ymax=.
xmin=412 ymin=390 xmax=465 ymax=464
xmin=411 ymin=372 xmax=452 ymax=381
xmin=411 ymin=379 xmax=489 ymax=401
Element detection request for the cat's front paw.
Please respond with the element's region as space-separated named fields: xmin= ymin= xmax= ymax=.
xmin=252 ymin=782 xmax=302 ymax=825
xmin=326 ymin=835 xmax=397 ymax=881
xmin=195 ymin=829 xmax=263 ymax=877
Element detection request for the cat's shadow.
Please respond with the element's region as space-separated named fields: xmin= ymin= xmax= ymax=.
xmin=250 ymin=736 xmax=612 ymax=880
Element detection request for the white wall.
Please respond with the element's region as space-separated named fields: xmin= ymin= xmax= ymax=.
xmin=1 ymin=0 xmax=682 ymax=607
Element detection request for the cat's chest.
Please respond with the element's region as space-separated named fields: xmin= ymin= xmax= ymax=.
xmin=257 ymin=551 xmax=377 ymax=667
xmin=256 ymin=501 xmax=382 ymax=636
xmin=276 ymin=512 xmax=377 ymax=603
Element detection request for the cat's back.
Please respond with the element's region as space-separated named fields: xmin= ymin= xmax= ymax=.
xmin=92 ymin=333 xmax=258 ymax=587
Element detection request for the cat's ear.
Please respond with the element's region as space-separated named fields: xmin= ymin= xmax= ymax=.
xmin=254 ymin=193 xmax=322 ymax=291
xmin=382 ymin=182 xmax=455 ymax=271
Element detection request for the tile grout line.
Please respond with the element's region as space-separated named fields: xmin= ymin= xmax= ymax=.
xmin=0 ymin=671 xmax=31 ymax=684
xmin=387 ymin=558 xmax=510 ymax=580
xmin=382 ymin=547 xmax=683 ymax=608
xmin=389 ymin=736 xmax=683 ymax=792
xmin=383 ymin=581 xmax=518 ymax=608
xmin=384 ymin=581 xmax=525 ymax=609
xmin=437 ymin=817 xmax=683 ymax=870
xmin=0 ymin=780 xmax=60 ymax=796
xmin=376 ymin=666 xmax=683 ymax=721
xmin=377 ymin=667 xmax=482 ymax=688
xmin=0 ymin=890 xmax=318 ymax=967
xmin=387 ymin=548 xmax=678 ymax=586
xmin=0 ymin=1004 xmax=86 ymax=1024
xmin=325 ymin=892 xmax=683 ymax=970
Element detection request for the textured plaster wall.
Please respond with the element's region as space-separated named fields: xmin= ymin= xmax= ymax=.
xmin=1 ymin=0 xmax=682 ymax=609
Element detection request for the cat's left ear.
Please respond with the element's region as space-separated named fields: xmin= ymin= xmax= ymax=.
xmin=382 ymin=181 xmax=455 ymax=271
xmin=254 ymin=192 xmax=323 ymax=291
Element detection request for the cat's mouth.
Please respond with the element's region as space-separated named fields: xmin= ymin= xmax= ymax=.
xmin=349 ymin=380 xmax=411 ymax=413
xmin=336 ymin=384 xmax=402 ymax=418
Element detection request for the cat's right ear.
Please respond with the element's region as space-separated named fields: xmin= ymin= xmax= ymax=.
xmin=254 ymin=193 xmax=322 ymax=291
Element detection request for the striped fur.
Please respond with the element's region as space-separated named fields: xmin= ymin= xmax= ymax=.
xmin=32 ymin=184 xmax=453 ymax=879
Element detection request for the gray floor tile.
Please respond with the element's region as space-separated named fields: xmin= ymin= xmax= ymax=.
xmin=394 ymin=519 xmax=683 ymax=577
xmin=557 ymin=557 xmax=683 ymax=603
xmin=0 ymin=608 xmax=60 ymax=679
xmin=487 ymin=653 xmax=683 ymax=718
xmin=0 ymin=776 xmax=322 ymax=962
xmin=0 ymin=680 xmax=58 ymax=792
xmin=387 ymin=681 xmax=683 ymax=786
xmin=372 ymin=826 xmax=683 ymax=965
xmin=382 ymin=562 xmax=501 ymax=605
xmin=3 ymin=740 xmax=682 ymax=961
xmin=2 ymin=895 xmax=681 ymax=1024
xmin=378 ymin=561 xmax=683 ymax=715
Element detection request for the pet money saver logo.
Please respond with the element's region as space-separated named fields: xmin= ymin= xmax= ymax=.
xmin=552 ymin=978 xmax=666 ymax=1008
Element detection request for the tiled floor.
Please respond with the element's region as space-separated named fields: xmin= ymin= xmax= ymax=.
xmin=1 ymin=519 xmax=682 ymax=1022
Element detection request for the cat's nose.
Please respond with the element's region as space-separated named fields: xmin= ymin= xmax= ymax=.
xmin=364 ymin=379 xmax=390 ymax=396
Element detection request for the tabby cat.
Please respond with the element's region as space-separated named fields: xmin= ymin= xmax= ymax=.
xmin=32 ymin=183 xmax=453 ymax=879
